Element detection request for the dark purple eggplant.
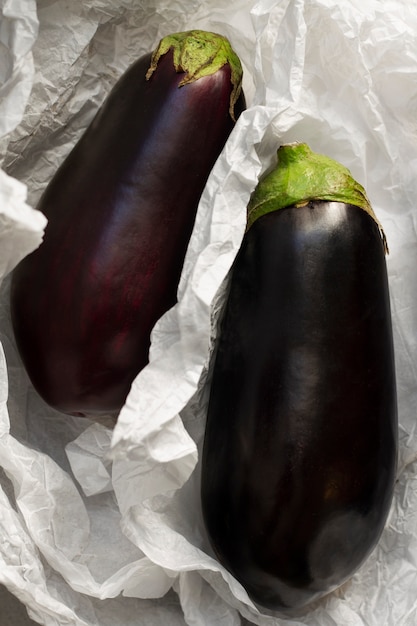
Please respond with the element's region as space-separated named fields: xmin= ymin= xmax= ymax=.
xmin=10 ymin=30 xmax=245 ymax=417
xmin=201 ymin=143 xmax=397 ymax=611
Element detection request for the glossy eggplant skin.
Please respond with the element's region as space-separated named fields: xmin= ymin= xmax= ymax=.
xmin=10 ymin=47 xmax=245 ymax=416
xmin=201 ymin=201 xmax=397 ymax=611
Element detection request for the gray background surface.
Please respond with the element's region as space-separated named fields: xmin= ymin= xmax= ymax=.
xmin=0 ymin=585 xmax=38 ymax=626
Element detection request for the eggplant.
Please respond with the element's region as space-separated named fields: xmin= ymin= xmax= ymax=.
xmin=10 ymin=30 xmax=245 ymax=417
xmin=201 ymin=143 xmax=397 ymax=611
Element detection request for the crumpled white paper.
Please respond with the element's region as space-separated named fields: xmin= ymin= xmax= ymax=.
xmin=1 ymin=0 xmax=417 ymax=625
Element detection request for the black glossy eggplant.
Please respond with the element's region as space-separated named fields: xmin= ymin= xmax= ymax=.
xmin=201 ymin=143 xmax=397 ymax=611
xmin=10 ymin=30 xmax=245 ymax=417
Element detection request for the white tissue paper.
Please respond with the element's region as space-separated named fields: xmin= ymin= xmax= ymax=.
xmin=1 ymin=0 xmax=417 ymax=624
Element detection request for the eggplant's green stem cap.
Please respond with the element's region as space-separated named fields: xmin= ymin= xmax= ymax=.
xmin=146 ymin=30 xmax=243 ymax=121
xmin=247 ymin=143 xmax=388 ymax=253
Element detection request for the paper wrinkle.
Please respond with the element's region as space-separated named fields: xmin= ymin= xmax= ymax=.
xmin=0 ymin=344 xmax=8 ymax=420
xmin=0 ymin=418 xmax=176 ymax=601
xmin=65 ymin=424 xmax=113 ymax=497
xmin=175 ymin=570 xmax=242 ymax=626
xmin=0 ymin=168 xmax=47 ymax=279
xmin=1 ymin=0 xmax=417 ymax=625
xmin=0 ymin=0 xmax=38 ymax=142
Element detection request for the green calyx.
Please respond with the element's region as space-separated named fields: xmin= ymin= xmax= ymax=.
xmin=146 ymin=30 xmax=243 ymax=121
xmin=247 ymin=143 xmax=388 ymax=253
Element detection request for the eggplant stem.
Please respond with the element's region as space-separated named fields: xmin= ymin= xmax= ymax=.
xmin=146 ymin=30 xmax=243 ymax=121
xmin=247 ymin=143 xmax=389 ymax=254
